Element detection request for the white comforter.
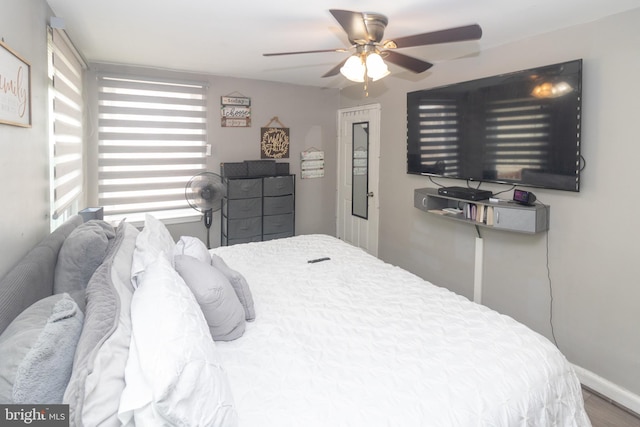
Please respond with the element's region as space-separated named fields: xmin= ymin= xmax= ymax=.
xmin=211 ymin=234 xmax=590 ymax=427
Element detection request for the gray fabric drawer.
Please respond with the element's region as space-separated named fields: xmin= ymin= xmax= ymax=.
xmin=226 ymin=178 xmax=262 ymax=199
xmin=223 ymin=217 xmax=262 ymax=239
xmin=224 ymin=197 xmax=262 ymax=219
xmin=263 ymin=195 xmax=294 ymax=216
xmin=263 ymin=176 xmax=294 ymax=197
xmin=223 ymin=235 xmax=262 ymax=246
xmin=262 ymin=231 xmax=294 ymax=241
xmin=263 ymin=213 xmax=294 ymax=235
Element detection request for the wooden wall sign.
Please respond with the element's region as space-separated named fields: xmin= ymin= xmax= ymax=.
xmin=0 ymin=40 xmax=31 ymax=127
xmin=261 ymin=116 xmax=289 ymax=159
xmin=221 ymin=95 xmax=251 ymax=127
xmin=301 ymin=148 xmax=325 ymax=179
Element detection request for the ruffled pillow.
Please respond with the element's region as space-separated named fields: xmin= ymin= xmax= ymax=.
xmin=130 ymin=214 xmax=175 ymax=288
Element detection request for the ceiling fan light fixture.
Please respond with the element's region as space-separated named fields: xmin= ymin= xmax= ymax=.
xmin=340 ymin=55 xmax=366 ymax=82
xmin=371 ymin=69 xmax=391 ymax=82
xmin=531 ymin=80 xmax=573 ymax=98
xmin=266 ymin=10 xmax=483 ymax=87
xmin=366 ymin=52 xmax=390 ymax=81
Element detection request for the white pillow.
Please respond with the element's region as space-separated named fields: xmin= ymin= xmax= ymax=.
xmin=174 ymin=235 xmax=211 ymax=264
xmin=118 ymin=255 xmax=238 ymax=427
xmin=130 ymin=214 xmax=175 ymax=288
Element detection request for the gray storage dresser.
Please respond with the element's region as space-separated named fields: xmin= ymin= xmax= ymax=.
xmin=221 ymin=161 xmax=295 ymax=246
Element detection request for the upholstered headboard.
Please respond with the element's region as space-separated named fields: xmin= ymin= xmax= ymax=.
xmin=0 ymin=215 xmax=84 ymax=334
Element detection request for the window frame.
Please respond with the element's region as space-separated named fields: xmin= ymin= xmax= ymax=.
xmin=95 ymin=72 xmax=209 ymax=224
xmin=47 ymin=26 xmax=87 ymax=231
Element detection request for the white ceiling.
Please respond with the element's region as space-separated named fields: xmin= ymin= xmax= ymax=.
xmin=47 ymin=0 xmax=639 ymax=88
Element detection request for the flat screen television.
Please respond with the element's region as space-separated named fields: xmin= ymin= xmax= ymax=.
xmin=407 ymin=59 xmax=582 ymax=192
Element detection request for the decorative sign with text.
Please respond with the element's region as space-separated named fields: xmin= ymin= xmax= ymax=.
xmin=0 ymin=40 xmax=31 ymax=127
xmin=221 ymin=95 xmax=251 ymax=127
xmin=260 ymin=127 xmax=289 ymax=159
xmin=260 ymin=116 xmax=289 ymax=159
xmin=301 ymin=148 xmax=325 ymax=179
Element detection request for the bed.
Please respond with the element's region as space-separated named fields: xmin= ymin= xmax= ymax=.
xmin=0 ymin=215 xmax=591 ymax=426
xmin=211 ymin=234 xmax=590 ymax=426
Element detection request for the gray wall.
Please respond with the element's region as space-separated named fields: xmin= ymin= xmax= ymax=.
xmin=84 ymin=63 xmax=339 ymax=246
xmin=0 ymin=0 xmax=56 ymax=275
xmin=340 ymin=8 xmax=640 ymax=399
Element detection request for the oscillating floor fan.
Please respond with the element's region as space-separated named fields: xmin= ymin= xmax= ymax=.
xmin=185 ymin=172 xmax=226 ymax=248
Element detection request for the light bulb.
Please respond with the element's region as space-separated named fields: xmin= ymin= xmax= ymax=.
xmin=366 ymin=53 xmax=389 ymax=81
xmin=553 ymin=81 xmax=572 ymax=96
xmin=340 ymin=55 xmax=365 ymax=82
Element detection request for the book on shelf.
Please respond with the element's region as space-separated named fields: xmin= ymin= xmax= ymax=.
xmin=427 ymin=209 xmax=449 ymax=215
xmin=486 ymin=206 xmax=494 ymax=226
xmin=476 ymin=205 xmax=486 ymax=223
xmin=462 ymin=203 xmax=494 ymax=225
xmin=465 ymin=203 xmax=476 ymax=220
xmin=430 ymin=202 xmax=495 ymax=226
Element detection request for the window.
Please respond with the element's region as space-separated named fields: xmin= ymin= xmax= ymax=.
xmin=48 ymin=27 xmax=86 ymax=229
xmin=484 ymin=99 xmax=550 ymax=181
xmin=411 ymin=97 xmax=550 ymax=181
xmin=96 ymin=75 xmax=208 ymax=223
xmin=415 ymin=99 xmax=461 ymax=177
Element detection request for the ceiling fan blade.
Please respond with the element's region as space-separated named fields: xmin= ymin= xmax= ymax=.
xmin=330 ymin=9 xmax=370 ymax=44
xmin=386 ymin=24 xmax=482 ymax=49
xmin=322 ymin=58 xmax=349 ymax=78
xmin=383 ymin=51 xmax=433 ymax=73
xmin=263 ymin=48 xmax=348 ymax=56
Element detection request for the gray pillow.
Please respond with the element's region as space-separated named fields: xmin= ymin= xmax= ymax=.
xmin=77 ymin=221 xmax=138 ymax=427
xmin=174 ymin=255 xmax=246 ymax=341
xmin=211 ymin=254 xmax=256 ymax=321
xmin=63 ymin=220 xmax=133 ymax=426
xmin=54 ymin=220 xmax=116 ymax=294
xmin=0 ymin=293 xmax=84 ymax=404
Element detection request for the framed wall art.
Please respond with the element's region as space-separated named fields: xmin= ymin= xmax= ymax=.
xmin=0 ymin=40 xmax=31 ymax=127
xmin=261 ymin=116 xmax=289 ymax=159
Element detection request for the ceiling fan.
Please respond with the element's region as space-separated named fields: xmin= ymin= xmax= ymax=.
xmin=263 ymin=9 xmax=482 ymax=84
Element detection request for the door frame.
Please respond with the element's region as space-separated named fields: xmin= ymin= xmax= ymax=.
xmin=336 ymin=103 xmax=381 ymax=256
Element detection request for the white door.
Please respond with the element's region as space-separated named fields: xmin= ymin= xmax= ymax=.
xmin=337 ymin=104 xmax=380 ymax=256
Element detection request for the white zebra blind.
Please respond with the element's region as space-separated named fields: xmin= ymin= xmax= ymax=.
xmin=484 ymin=98 xmax=550 ymax=180
xmin=97 ymin=74 xmax=207 ymax=223
xmin=48 ymin=28 xmax=85 ymax=220
xmin=415 ymin=99 xmax=461 ymax=177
